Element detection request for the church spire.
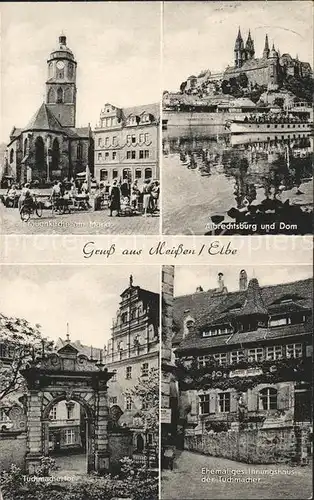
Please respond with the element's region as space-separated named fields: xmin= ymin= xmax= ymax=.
xmin=263 ymin=34 xmax=270 ymax=59
xmin=245 ymin=29 xmax=255 ymax=59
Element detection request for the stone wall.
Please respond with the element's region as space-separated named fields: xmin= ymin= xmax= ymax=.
xmin=108 ymin=429 xmax=133 ymax=469
xmin=0 ymin=432 xmax=27 ymax=471
xmin=184 ymin=426 xmax=310 ymax=464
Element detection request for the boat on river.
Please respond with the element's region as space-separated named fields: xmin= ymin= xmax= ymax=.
xmin=229 ymin=119 xmax=313 ymax=135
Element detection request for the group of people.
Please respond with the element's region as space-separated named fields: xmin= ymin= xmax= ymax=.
xmin=244 ymin=112 xmax=309 ymax=124
xmin=95 ymin=178 xmax=160 ymax=217
xmin=51 ymin=179 xmax=91 ymax=210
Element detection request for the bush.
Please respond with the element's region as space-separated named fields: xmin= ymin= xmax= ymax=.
xmin=0 ymin=458 xmax=158 ymax=500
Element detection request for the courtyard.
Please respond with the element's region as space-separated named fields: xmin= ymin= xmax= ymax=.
xmin=161 ymin=450 xmax=312 ymax=500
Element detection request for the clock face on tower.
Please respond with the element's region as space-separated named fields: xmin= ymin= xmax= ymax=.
xmin=56 ymin=60 xmax=65 ymax=69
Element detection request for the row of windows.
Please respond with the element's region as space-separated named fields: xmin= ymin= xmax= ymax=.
xmin=49 ymin=405 xmax=75 ymax=421
xmin=97 ymin=133 xmax=150 ymax=148
xmin=125 ymin=396 xmax=149 ymax=411
xmin=201 ymin=315 xmax=306 ymax=337
xmin=125 ymin=363 xmax=149 ymax=379
xmin=199 ymin=387 xmax=278 ymax=414
xmin=100 ymin=117 xmax=153 ymax=129
xmin=97 ymin=150 xmax=150 ymax=162
xmin=99 ymin=167 xmax=153 ymax=182
xmin=197 ymin=343 xmax=303 ymax=368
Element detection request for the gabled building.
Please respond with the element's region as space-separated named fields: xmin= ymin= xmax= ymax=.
xmin=93 ymin=103 xmax=159 ymax=185
xmin=104 ymin=276 xmax=159 ymax=453
xmin=173 ymin=272 xmax=312 ymax=435
xmin=5 ymin=34 xmax=93 ymax=186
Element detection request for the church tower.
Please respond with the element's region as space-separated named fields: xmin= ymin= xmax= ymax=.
xmin=45 ymin=34 xmax=77 ymax=127
xmin=234 ymin=28 xmax=245 ymax=68
xmin=245 ymin=30 xmax=255 ymax=60
xmin=263 ymin=34 xmax=270 ymax=59
xmin=268 ymin=44 xmax=279 ymax=90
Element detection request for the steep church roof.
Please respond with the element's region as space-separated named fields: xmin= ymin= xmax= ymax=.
xmin=24 ymin=103 xmax=64 ymax=133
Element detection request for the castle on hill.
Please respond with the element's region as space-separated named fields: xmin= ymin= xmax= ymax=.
xmin=223 ymin=28 xmax=312 ymax=90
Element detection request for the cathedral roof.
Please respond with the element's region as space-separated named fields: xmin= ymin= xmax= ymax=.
xmin=24 ymin=103 xmax=64 ymax=133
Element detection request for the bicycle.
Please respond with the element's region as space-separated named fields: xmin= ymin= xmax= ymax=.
xmin=20 ymin=195 xmax=43 ymax=222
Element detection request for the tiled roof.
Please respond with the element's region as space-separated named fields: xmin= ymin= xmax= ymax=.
xmin=122 ymin=103 xmax=159 ymax=120
xmin=55 ymin=338 xmax=102 ymax=359
xmin=176 ymin=322 xmax=312 ymax=354
xmin=174 ymin=278 xmax=313 ymax=351
xmin=24 ymin=103 xmax=64 ymax=132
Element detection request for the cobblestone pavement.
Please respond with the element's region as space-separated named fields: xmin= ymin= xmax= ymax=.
xmin=0 ymin=205 xmax=160 ymax=235
xmin=53 ymin=453 xmax=87 ymax=476
xmin=161 ymin=450 xmax=312 ymax=500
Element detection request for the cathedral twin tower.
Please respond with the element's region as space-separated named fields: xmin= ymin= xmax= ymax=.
xmin=234 ymin=28 xmax=273 ymax=68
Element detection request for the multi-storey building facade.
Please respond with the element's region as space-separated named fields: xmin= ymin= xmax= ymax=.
xmin=104 ymin=276 xmax=159 ymax=452
xmin=93 ymin=103 xmax=159 ymax=185
xmin=173 ymin=272 xmax=312 ymax=435
xmin=5 ymin=34 xmax=93 ymax=186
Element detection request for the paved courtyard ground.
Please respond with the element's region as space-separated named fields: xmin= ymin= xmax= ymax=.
xmin=0 ymin=205 xmax=159 ymax=235
xmin=161 ymin=450 xmax=312 ymax=500
xmin=53 ymin=453 xmax=87 ymax=476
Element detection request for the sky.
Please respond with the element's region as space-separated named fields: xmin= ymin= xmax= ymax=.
xmin=174 ymin=264 xmax=312 ymax=297
xmin=0 ymin=2 xmax=161 ymax=143
xmin=164 ymin=0 xmax=314 ymax=91
xmin=0 ymin=265 xmax=160 ymax=348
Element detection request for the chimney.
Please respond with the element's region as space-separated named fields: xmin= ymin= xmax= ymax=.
xmin=196 ymin=286 xmax=204 ymax=293
xmin=239 ymin=269 xmax=248 ymax=291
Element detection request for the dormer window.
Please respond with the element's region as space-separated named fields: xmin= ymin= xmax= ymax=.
xmin=183 ymin=316 xmax=195 ymax=338
xmin=126 ymin=115 xmax=138 ymax=126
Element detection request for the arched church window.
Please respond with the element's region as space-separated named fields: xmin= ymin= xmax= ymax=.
xmin=10 ymin=149 xmax=14 ymax=163
xmin=24 ymin=138 xmax=28 ymax=156
xmin=77 ymin=143 xmax=83 ymax=160
xmin=47 ymin=88 xmax=55 ymax=104
xmin=64 ymin=88 xmax=72 ymax=103
xmin=57 ymin=87 xmax=63 ymax=103
xmin=48 ymin=62 xmax=53 ymax=78
xmin=68 ymin=63 xmax=74 ymax=79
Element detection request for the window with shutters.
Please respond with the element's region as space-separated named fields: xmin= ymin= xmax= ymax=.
xmin=286 ymin=343 xmax=302 ymax=358
xmin=259 ymin=387 xmax=277 ymax=410
xmin=266 ymin=345 xmax=283 ymax=360
xmin=199 ymin=394 xmax=210 ymax=414
xmin=218 ymin=392 xmax=230 ymax=412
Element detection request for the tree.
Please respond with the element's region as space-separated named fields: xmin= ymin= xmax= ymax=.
xmin=125 ymin=367 xmax=159 ymax=433
xmin=238 ymin=72 xmax=248 ymax=89
xmin=179 ymin=81 xmax=187 ymax=93
xmin=0 ymin=314 xmax=53 ymax=402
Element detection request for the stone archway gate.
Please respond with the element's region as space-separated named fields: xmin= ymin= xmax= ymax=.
xmin=20 ymin=342 xmax=114 ymax=474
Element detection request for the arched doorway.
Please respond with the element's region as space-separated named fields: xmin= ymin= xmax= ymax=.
xmin=34 ymin=136 xmax=45 ymax=183
xmin=51 ymin=138 xmax=60 ymax=177
xmin=136 ymin=434 xmax=144 ymax=453
xmin=42 ymin=395 xmax=93 ymax=474
xmin=20 ymin=343 xmax=114 ymax=475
